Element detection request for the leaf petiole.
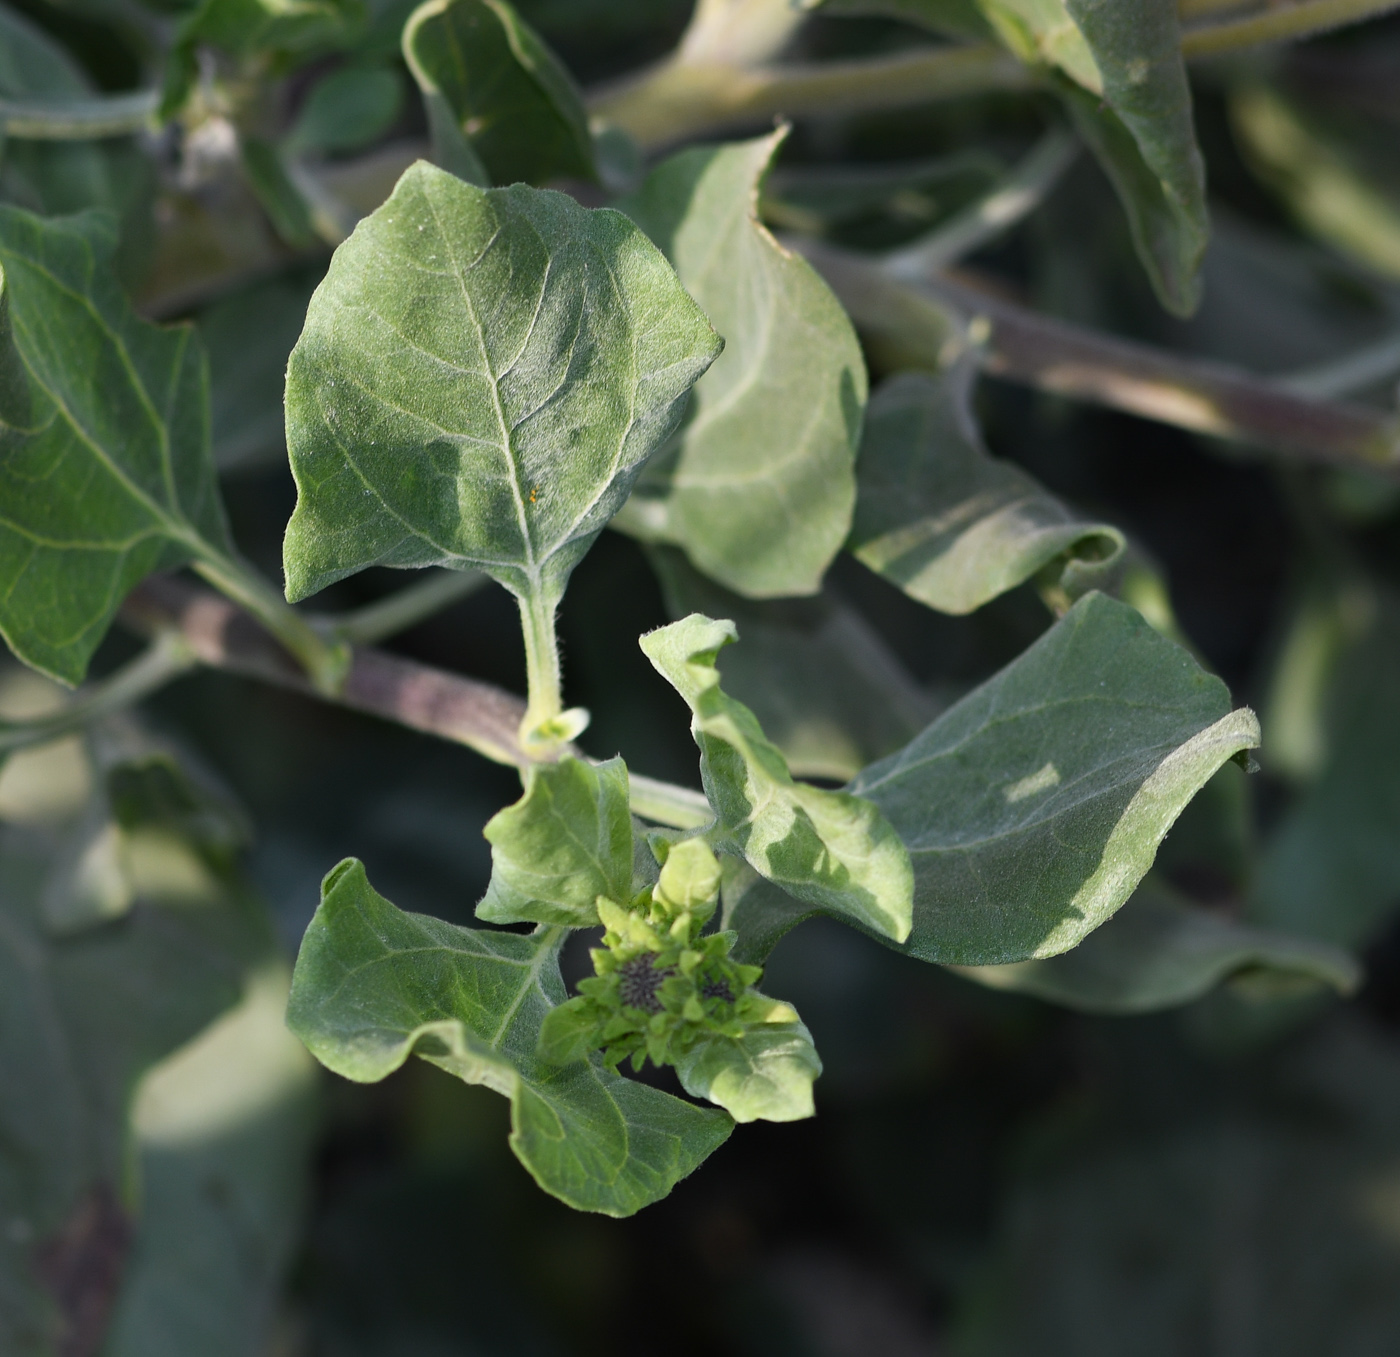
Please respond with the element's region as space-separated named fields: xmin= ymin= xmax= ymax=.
xmin=325 ymin=570 xmax=488 ymax=647
xmin=192 ymin=553 xmax=351 ymax=697
xmin=516 ymin=588 xmax=589 ymax=755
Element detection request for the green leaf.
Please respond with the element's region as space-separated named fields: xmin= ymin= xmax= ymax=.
xmin=477 ymin=755 xmax=634 ymax=927
xmin=0 ymin=824 xmax=258 ymax=1355
xmin=289 ymin=66 xmax=405 ymax=156
xmin=403 ymin=0 xmax=595 ymax=186
xmin=969 ymin=0 xmax=1208 ymax=314
xmin=0 ymin=4 xmax=89 ymax=96
xmin=0 ymin=207 xmax=231 ymax=685
xmin=674 ymin=1009 xmax=822 ymax=1123
xmin=282 ymin=160 xmax=721 ymax=629
xmin=1248 ymin=595 xmax=1400 ymax=949
xmin=639 ymin=613 xmax=914 ymax=945
xmin=952 ymin=879 xmax=1359 ymax=1013
xmin=616 ymin=130 xmax=868 ymax=597
xmin=103 ymin=967 xmax=318 ymax=1357
xmin=240 ymin=137 xmax=319 ymax=249
xmin=850 ymin=592 xmax=1260 ymax=965
xmin=849 ymin=368 xmax=1126 ymax=616
xmin=650 ymin=545 xmax=935 ymax=781
xmin=287 ymin=859 xmax=733 ymax=1216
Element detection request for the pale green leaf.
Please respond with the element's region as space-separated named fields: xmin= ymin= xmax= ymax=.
xmin=617 ymin=130 xmax=867 ymax=597
xmin=0 ymin=207 xmax=230 ymax=685
xmin=639 ymin=613 xmax=913 ymax=944
xmin=403 ymin=0 xmax=595 ymax=186
xmin=477 ymin=755 xmax=633 ymax=926
xmin=282 ymin=161 xmax=721 ymax=624
xmin=1248 ymin=595 xmax=1400 ymax=949
xmin=651 ymin=545 xmax=935 ymax=781
xmin=850 ymin=592 xmax=1260 ymax=965
xmin=953 ymin=878 xmax=1359 ymax=1013
xmin=287 ymin=859 xmax=733 ymax=1216
xmin=103 ymin=967 xmax=318 ymax=1357
xmin=0 ymin=824 xmax=257 ymax=1355
xmin=849 ymin=368 xmax=1126 ymax=616
xmin=674 ymin=1008 xmax=822 ymax=1123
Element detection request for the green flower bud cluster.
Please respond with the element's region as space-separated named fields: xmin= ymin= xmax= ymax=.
xmin=538 ymin=838 xmax=781 ymax=1072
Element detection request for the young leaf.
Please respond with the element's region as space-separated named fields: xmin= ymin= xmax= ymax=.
xmin=639 ymin=614 xmax=913 ymax=945
xmin=403 ymin=0 xmax=596 ymax=186
xmin=287 ymin=859 xmax=733 ymax=1216
xmin=673 ymin=1007 xmax=822 ymax=1123
xmin=617 ymin=130 xmax=868 ymax=597
xmin=851 ymin=592 xmax=1260 ymax=965
xmin=651 ymin=545 xmax=935 ymax=781
xmin=282 ymin=161 xmax=721 ymax=627
xmin=850 ymin=368 xmax=1126 ymax=616
xmin=952 ymin=879 xmax=1359 ymax=1014
xmin=0 ymin=208 xmax=231 ymax=685
xmin=477 ymin=755 xmax=634 ymax=926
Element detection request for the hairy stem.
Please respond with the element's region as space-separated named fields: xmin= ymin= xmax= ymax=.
xmin=327 ymin=570 xmax=488 ymax=647
xmin=192 ymin=552 xmax=350 ymax=696
xmin=119 ymin=577 xmax=697 ymax=821
xmin=0 ymin=631 xmax=197 ymax=755
xmin=1180 ymin=0 xmax=1400 ymax=55
xmin=0 ymin=90 xmax=158 ymax=139
xmin=588 ymin=44 xmax=1032 ymax=150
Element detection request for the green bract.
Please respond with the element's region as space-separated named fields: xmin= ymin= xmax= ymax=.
xmin=641 ymin=613 xmax=915 ymax=943
xmin=287 ymin=859 xmax=733 ymax=1216
xmin=617 ymin=131 xmax=868 ymax=597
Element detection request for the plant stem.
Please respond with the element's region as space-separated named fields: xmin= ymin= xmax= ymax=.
xmin=0 ymin=631 xmax=197 ymax=755
xmin=0 ymin=90 xmax=158 ymax=139
xmin=327 ymin=570 xmax=488 ymax=647
xmin=191 ymin=553 xmax=350 ymax=696
xmin=628 ymin=775 xmax=714 ymax=830
xmin=517 ymin=587 xmax=563 ymax=734
xmin=797 ymin=238 xmax=1400 ymax=474
xmin=1181 ymin=0 xmax=1400 ymax=55
xmin=882 ymin=126 xmax=1079 ymax=280
xmin=588 ymin=43 xmax=1032 ymax=150
xmin=1281 ymin=331 xmax=1400 ymax=402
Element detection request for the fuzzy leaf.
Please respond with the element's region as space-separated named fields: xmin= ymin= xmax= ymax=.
xmin=849 ymin=368 xmax=1125 ymax=615
xmin=953 ymin=879 xmax=1359 ymax=1013
xmin=403 ymin=0 xmax=595 ymax=186
xmin=477 ymin=755 xmax=634 ymax=926
xmin=287 ymin=859 xmax=733 ymax=1216
xmin=850 ymin=592 xmax=1260 ymax=965
xmin=674 ymin=1009 xmax=822 ymax=1123
xmin=651 ymin=545 xmax=934 ymax=781
xmin=282 ymin=162 xmax=721 ymax=620
xmin=640 ymin=614 xmax=913 ymax=944
xmin=617 ymin=131 xmax=867 ymax=597
xmin=0 ymin=208 xmax=230 ymax=685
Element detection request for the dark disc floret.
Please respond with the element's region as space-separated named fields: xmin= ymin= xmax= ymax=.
xmin=700 ymin=977 xmax=734 ymax=1003
xmin=616 ymin=956 xmax=674 ymax=1014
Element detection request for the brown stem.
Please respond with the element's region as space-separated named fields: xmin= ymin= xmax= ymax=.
xmin=797 ymin=240 xmax=1400 ymax=476
xmin=121 ymin=575 xmax=534 ymax=768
